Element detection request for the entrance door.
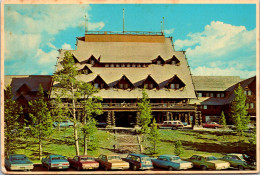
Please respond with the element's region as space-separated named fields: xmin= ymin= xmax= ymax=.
xmin=115 ymin=112 xmax=135 ymax=127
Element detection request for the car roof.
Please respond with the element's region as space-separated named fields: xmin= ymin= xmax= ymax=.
xmin=159 ymin=154 xmax=179 ymax=158
xmin=129 ymin=153 xmax=150 ymax=157
xmin=49 ymin=154 xmax=65 ymax=157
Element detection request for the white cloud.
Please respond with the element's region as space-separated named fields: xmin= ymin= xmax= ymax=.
xmin=47 ymin=42 xmax=57 ymax=49
xmin=175 ymin=21 xmax=255 ymax=59
xmin=191 ymin=66 xmax=256 ymax=79
xmin=37 ymin=49 xmax=59 ymax=64
xmin=164 ymin=28 xmax=174 ymax=34
xmin=61 ymin=43 xmax=73 ymax=50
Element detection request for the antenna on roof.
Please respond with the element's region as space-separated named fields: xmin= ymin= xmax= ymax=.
xmin=123 ymin=8 xmax=125 ymax=33
xmin=84 ymin=15 xmax=88 ymax=33
xmin=162 ymin=17 xmax=165 ymax=35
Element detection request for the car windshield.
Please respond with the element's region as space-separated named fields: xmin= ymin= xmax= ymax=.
xmin=206 ymin=156 xmax=217 ymax=161
xmin=52 ymin=156 xmax=66 ymax=160
xmin=141 ymin=157 xmax=151 ymax=161
xmin=11 ymin=156 xmax=27 ymax=161
xmin=81 ymin=157 xmax=94 ymax=161
xmin=108 ymin=156 xmax=121 ymax=160
xmin=170 ymin=157 xmax=181 ymax=161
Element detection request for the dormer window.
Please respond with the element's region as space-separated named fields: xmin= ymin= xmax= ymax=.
xmin=166 ymin=75 xmax=185 ymax=90
xmin=144 ymin=84 xmax=148 ymax=89
xmin=79 ymin=65 xmax=92 ymax=75
xmin=157 ymin=61 xmax=161 ymax=65
xmin=141 ymin=75 xmax=158 ymax=90
xmin=91 ymin=60 xmax=95 ymax=65
xmin=94 ymin=83 xmax=99 ymax=88
xmin=92 ymin=75 xmax=108 ymax=89
xmin=166 ymin=55 xmax=180 ymax=65
xmin=115 ymin=75 xmax=134 ymax=90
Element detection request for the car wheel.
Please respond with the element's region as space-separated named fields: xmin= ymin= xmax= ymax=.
xmin=238 ymin=165 xmax=244 ymax=170
xmin=168 ymin=166 xmax=174 ymax=171
xmin=132 ymin=165 xmax=137 ymax=171
xmin=201 ymin=165 xmax=207 ymax=170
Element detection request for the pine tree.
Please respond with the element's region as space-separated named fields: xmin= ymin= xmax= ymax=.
xmin=147 ymin=118 xmax=160 ymax=154
xmin=137 ymin=89 xmax=152 ymax=134
xmin=80 ymin=82 xmax=103 ymax=155
xmin=28 ymin=84 xmax=53 ymax=160
xmin=53 ymin=51 xmax=82 ymax=155
xmin=174 ymin=140 xmax=184 ymax=156
xmin=231 ymin=84 xmax=250 ymax=141
xmin=219 ymin=111 xmax=227 ymax=138
xmin=4 ymin=85 xmax=23 ymax=157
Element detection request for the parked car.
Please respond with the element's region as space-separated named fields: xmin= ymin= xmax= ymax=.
xmin=42 ymin=154 xmax=69 ymax=170
xmin=5 ymin=154 xmax=33 ymax=171
xmin=53 ymin=120 xmax=74 ymax=128
xmin=221 ymin=153 xmax=249 ymax=170
xmin=95 ymin=154 xmax=129 ymax=171
xmin=157 ymin=120 xmax=184 ymax=130
xmin=202 ymin=122 xmax=223 ymax=129
xmin=186 ymin=155 xmax=230 ymax=170
xmin=151 ymin=155 xmax=193 ymax=171
xmin=68 ymin=155 xmax=99 ymax=170
xmin=122 ymin=153 xmax=153 ymax=170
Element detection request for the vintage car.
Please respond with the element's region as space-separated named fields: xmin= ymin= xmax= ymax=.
xmin=157 ymin=120 xmax=184 ymax=130
xmin=122 ymin=153 xmax=153 ymax=170
xmin=151 ymin=155 xmax=193 ymax=171
xmin=220 ymin=153 xmax=249 ymax=170
xmin=42 ymin=154 xmax=70 ymax=170
xmin=202 ymin=122 xmax=223 ymax=129
xmin=53 ymin=120 xmax=74 ymax=128
xmin=5 ymin=154 xmax=34 ymax=171
xmin=186 ymin=155 xmax=230 ymax=170
xmin=68 ymin=155 xmax=99 ymax=170
xmin=95 ymin=154 xmax=129 ymax=171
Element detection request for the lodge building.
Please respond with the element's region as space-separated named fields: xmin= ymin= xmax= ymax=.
xmin=4 ymin=31 xmax=257 ymax=127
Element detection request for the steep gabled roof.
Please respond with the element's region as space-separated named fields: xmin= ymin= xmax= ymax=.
xmin=114 ymin=75 xmax=134 ymax=88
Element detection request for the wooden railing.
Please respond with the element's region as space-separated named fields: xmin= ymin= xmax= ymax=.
xmin=85 ymin=31 xmax=163 ymax=36
xmin=102 ymin=103 xmax=195 ymax=109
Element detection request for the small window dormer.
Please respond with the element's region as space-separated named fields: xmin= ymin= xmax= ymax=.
xmin=114 ymin=75 xmax=134 ymax=90
xmin=17 ymin=84 xmax=31 ymax=96
xmin=91 ymin=75 xmax=108 ymax=89
xmin=139 ymin=75 xmax=158 ymax=90
xmin=165 ymin=75 xmax=185 ymax=90
xmin=152 ymin=56 xmax=165 ymax=65
xmin=166 ymin=55 xmax=180 ymax=65
xmin=79 ymin=65 xmax=92 ymax=75
xmin=87 ymin=55 xmax=99 ymax=66
xmin=71 ymin=54 xmax=79 ymax=64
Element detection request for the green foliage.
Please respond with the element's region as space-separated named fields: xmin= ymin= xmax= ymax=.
xmin=147 ymin=118 xmax=160 ymax=155
xmin=4 ymin=85 xmax=24 ymax=156
xmin=219 ymin=111 xmax=227 ymax=127
xmin=137 ymin=89 xmax=152 ymax=134
xmin=28 ymin=84 xmax=53 ymax=159
xmin=231 ymin=84 xmax=250 ymax=140
xmin=174 ymin=140 xmax=184 ymax=156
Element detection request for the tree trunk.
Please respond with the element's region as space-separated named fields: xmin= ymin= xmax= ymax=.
xmin=39 ymin=139 xmax=42 ymax=160
xmin=83 ymin=116 xmax=87 ymax=155
xmin=72 ymin=86 xmax=80 ymax=156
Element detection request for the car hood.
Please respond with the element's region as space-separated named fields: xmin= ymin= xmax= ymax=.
xmin=208 ymin=160 xmax=229 ymax=164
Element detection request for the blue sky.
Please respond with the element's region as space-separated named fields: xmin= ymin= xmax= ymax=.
xmin=4 ymin=4 xmax=256 ymax=78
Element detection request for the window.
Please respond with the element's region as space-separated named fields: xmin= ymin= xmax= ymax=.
xmin=203 ymin=105 xmax=207 ymax=109
xmin=91 ymin=60 xmax=95 ymax=65
xmin=157 ymin=61 xmax=161 ymax=65
xmin=197 ymin=93 xmax=202 ymax=97
xmin=149 ymin=84 xmax=153 ymax=89
xmin=83 ymin=69 xmax=88 ymax=74
xmin=137 ymin=64 xmax=141 ymax=67
xmin=119 ymin=84 xmax=124 ymax=89
xmin=116 ymin=64 xmax=120 ymax=67
xmin=221 ymin=93 xmax=225 ymax=98
xmin=206 ymin=93 xmax=210 ymax=97
xmin=122 ymin=64 xmax=125 ymax=67
xmin=124 ymin=84 xmax=128 ymax=89
xmin=105 ymin=64 xmax=109 ymax=67
xmin=127 ymin=64 xmax=131 ymax=67
xmin=217 ymin=93 xmax=220 ymax=98
xmin=210 ymin=93 xmax=214 ymax=97
xmin=170 ymin=84 xmax=175 ymax=89
xmin=250 ymin=103 xmax=254 ymax=109
xmin=144 ymin=84 xmax=148 ymax=89
xmin=111 ymin=64 xmax=114 ymax=67
xmin=248 ymin=90 xmax=252 ymax=95
xmin=244 ymin=90 xmax=247 ymax=95
xmin=94 ymin=83 xmax=99 ymax=88
xmin=132 ymin=64 xmax=136 ymax=67
xmin=176 ymin=84 xmax=179 ymax=89
xmin=172 ymin=61 xmax=176 ymax=65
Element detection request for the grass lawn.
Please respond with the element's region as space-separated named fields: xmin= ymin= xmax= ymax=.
xmin=13 ymin=128 xmax=254 ymax=163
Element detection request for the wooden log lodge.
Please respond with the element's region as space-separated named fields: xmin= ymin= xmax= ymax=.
xmin=4 ymin=31 xmax=256 ymax=127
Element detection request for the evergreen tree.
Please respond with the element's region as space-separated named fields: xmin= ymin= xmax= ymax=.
xmin=219 ymin=111 xmax=227 ymax=138
xmin=137 ymin=89 xmax=152 ymax=134
xmin=53 ymin=51 xmax=82 ymax=155
xmin=80 ymin=82 xmax=103 ymax=155
xmin=230 ymin=84 xmax=250 ymax=141
xmin=4 ymin=85 xmax=23 ymax=157
xmin=28 ymin=84 xmax=53 ymax=160
xmin=174 ymin=140 xmax=184 ymax=156
xmin=147 ymin=118 xmax=160 ymax=154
